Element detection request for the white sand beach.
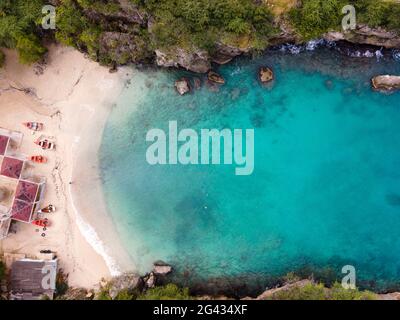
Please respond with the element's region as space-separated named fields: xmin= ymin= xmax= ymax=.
xmin=0 ymin=45 xmax=134 ymax=288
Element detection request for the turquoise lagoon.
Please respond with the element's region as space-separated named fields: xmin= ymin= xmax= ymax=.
xmin=100 ymin=47 xmax=400 ymax=293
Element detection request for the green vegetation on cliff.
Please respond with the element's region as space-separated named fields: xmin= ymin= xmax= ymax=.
xmin=0 ymin=0 xmax=275 ymax=65
xmin=133 ymin=0 xmax=275 ymax=50
xmin=289 ymin=0 xmax=400 ymax=39
xmin=267 ymin=282 xmax=377 ymax=300
xmin=137 ymin=284 xmax=192 ymax=300
xmin=96 ymin=283 xmax=192 ymax=300
xmin=355 ymin=0 xmax=400 ymax=31
xmin=0 ymin=0 xmax=399 ymax=66
xmin=289 ymin=0 xmax=346 ymax=39
xmin=0 ymin=0 xmax=47 ymax=64
xmin=93 ymin=281 xmax=377 ymax=301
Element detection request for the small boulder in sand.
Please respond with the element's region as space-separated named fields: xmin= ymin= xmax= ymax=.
xmin=259 ymin=66 xmax=274 ymax=84
xmin=175 ymin=78 xmax=190 ymax=95
xmin=371 ymin=75 xmax=400 ymax=92
xmin=208 ymin=71 xmax=225 ymax=85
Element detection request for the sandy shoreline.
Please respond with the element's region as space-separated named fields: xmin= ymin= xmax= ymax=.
xmin=0 ymin=45 xmax=133 ymax=288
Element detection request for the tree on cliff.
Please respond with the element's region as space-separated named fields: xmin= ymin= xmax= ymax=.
xmin=0 ymin=0 xmax=47 ymax=64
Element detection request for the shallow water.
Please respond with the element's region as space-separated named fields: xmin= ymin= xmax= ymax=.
xmin=100 ymin=47 xmax=400 ymax=292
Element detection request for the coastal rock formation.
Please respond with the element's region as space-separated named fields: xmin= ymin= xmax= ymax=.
xmin=208 ymin=71 xmax=225 ymax=85
xmin=154 ymin=23 xmax=400 ymax=72
xmin=114 ymin=0 xmax=148 ymax=26
xmin=99 ymin=32 xmax=150 ymax=65
xmin=212 ymin=42 xmax=250 ymax=65
xmin=259 ymin=67 xmax=274 ymax=83
xmin=324 ymin=25 xmax=400 ymax=49
xmin=175 ymin=78 xmax=191 ymax=95
xmin=267 ymin=19 xmax=299 ymax=46
xmin=106 ymin=273 xmax=142 ymax=299
xmin=84 ymin=0 xmax=148 ymax=27
xmin=371 ymin=75 xmax=400 ymax=92
xmin=155 ymin=48 xmax=211 ymax=73
xmin=61 ymin=288 xmax=94 ymax=300
xmin=153 ymin=261 xmax=173 ymax=275
xmin=379 ymin=292 xmax=400 ymax=300
xmin=253 ymin=280 xmax=312 ymax=300
xmin=144 ymin=272 xmax=156 ymax=289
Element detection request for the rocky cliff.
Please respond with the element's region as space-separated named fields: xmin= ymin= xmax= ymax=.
xmin=150 ymin=23 xmax=400 ymax=73
xmin=45 ymin=1 xmax=400 ymax=73
xmin=324 ymin=24 xmax=400 ymax=49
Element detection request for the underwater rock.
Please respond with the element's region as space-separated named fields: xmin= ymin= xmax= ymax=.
xmin=386 ymin=193 xmax=400 ymax=206
xmin=325 ymin=79 xmax=334 ymax=90
xmin=371 ymin=75 xmax=400 ymax=92
xmin=259 ymin=67 xmax=274 ymax=84
xmin=206 ymin=81 xmax=220 ymax=92
xmin=208 ymin=71 xmax=225 ymax=85
xmin=193 ymin=77 xmax=202 ymax=90
xmin=175 ymin=78 xmax=191 ymax=95
xmin=230 ymin=88 xmax=241 ymax=100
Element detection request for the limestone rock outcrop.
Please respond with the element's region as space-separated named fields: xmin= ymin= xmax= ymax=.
xmin=371 ymin=75 xmax=400 ymax=92
xmin=155 ymin=48 xmax=211 ymax=73
xmin=175 ymin=78 xmax=191 ymax=95
xmin=324 ymin=25 xmax=400 ymax=49
xmin=259 ymin=67 xmax=274 ymax=83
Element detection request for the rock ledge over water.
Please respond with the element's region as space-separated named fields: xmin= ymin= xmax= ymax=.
xmin=175 ymin=78 xmax=191 ymax=95
xmin=371 ymin=75 xmax=400 ymax=92
xmin=208 ymin=71 xmax=225 ymax=85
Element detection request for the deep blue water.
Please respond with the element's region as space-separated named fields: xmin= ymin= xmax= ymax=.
xmin=100 ymin=46 xmax=400 ymax=293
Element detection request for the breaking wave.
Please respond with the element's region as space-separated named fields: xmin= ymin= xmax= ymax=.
xmin=277 ymin=39 xmax=388 ymax=61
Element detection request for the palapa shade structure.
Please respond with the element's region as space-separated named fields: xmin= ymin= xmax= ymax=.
xmin=11 ymin=180 xmax=40 ymax=223
xmin=1 ymin=157 xmax=24 ymax=179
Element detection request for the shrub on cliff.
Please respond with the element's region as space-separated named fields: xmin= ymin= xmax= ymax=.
xmin=115 ymin=289 xmax=136 ymax=300
xmin=0 ymin=0 xmax=47 ymax=64
xmin=134 ymin=0 xmax=275 ymax=50
xmin=55 ymin=0 xmax=90 ymax=48
xmin=290 ymin=0 xmax=400 ymax=40
xmin=15 ymin=34 xmax=47 ymax=64
xmin=289 ymin=0 xmax=345 ymax=39
xmin=267 ymin=282 xmax=377 ymax=300
xmin=137 ymin=284 xmax=192 ymax=300
xmin=355 ymin=0 xmax=400 ymax=31
xmin=76 ymin=0 xmax=120 ymax=15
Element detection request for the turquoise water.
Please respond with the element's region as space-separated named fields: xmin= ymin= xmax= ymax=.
xmin=100 ymin=48 xmax=400 ymax=293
